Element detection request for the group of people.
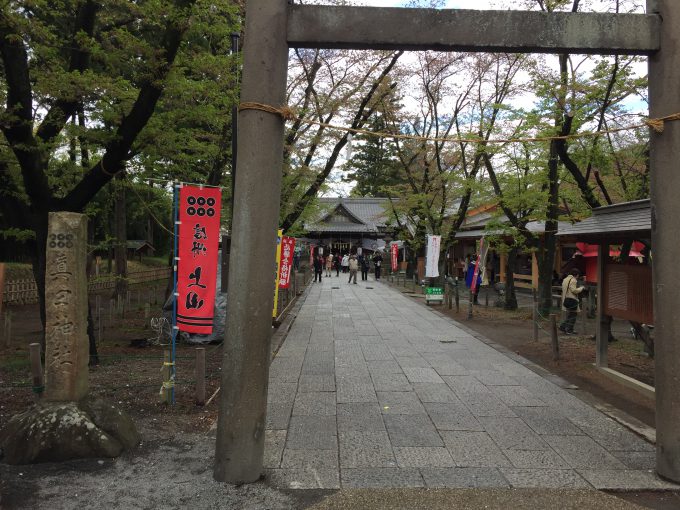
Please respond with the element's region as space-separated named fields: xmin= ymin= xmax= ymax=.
xmin=313 ymin=251 xmax=383 ymax=284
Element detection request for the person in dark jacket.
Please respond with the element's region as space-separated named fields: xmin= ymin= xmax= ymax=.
xmin=373 ymin=252 xmax=383 ymax=280
xmin=359 ymin=255 xmax=370 ymax=281
xmin=313 ymin=255 xmax=324 ymax=282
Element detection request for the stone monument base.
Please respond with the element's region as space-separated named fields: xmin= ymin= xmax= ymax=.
xmin=0 ymin=397 xmax=139 ymax=464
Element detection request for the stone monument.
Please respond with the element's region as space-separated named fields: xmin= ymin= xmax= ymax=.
xmin=0 ymin=212 xmax=139 ymax=464
xmin=44 ymin=212 xmax=89 ymax=401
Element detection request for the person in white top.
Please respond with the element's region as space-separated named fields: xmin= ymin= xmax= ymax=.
xmin=341 ymin=254 xmax=350 ymax=273
xmin=559 ymin=268 xmax=585 ymax=334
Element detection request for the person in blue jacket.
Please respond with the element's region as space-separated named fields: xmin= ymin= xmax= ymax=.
xmin=465 ymin=254 xmax=482 ymax=304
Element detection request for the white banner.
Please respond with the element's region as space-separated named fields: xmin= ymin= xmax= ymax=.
xmin=425 ymin=234 xmax=441 ymax=278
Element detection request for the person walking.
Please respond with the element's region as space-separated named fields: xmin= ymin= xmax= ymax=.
xmin=313 ymin=254 xmax=323 ymax=283
xmin=373 ymin=251 xmax=383 ymax=280
xmin=325 ymin=253 xmax=333 ymax=277
xmin=559 ymin=268 xmax=585 ymax=334
xmin=341 ymin=253 xmax=349 ymax=274
xmin=348 ymin=254 xmax=359 ymax=284
xmin=360 ymin=254 xmax=370 ymax=281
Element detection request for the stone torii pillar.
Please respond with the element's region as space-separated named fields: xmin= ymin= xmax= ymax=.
xmin=648 ymin=0 xmax=680 ymax=483
xmin=213 ymin=0 xmax=289 ymax=483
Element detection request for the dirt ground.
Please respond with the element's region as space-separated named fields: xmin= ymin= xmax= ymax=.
xmin=0 ymin=282 xmax=223 ymax=436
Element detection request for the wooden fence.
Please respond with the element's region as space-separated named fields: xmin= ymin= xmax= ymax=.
xmin=2 ymin=267 xmax=171 ymax=305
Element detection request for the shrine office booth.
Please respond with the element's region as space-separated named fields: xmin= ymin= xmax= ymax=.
xmin=558 ymin=199 xmax=653 ymax=397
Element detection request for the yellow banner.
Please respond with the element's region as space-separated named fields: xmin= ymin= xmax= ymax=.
xmin=273 ymin=229 xmax=283 ymax=318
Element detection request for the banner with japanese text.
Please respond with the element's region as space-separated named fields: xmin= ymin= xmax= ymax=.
xmin=279 ymin=236 xmax=296 ymax=289
xmin=425 ymin=235 xmax=441 ymax=278
xmin=177 ymin=185 xmax=221 ymax=334
xmin=391 ymin=243 xmax=399 ymax=272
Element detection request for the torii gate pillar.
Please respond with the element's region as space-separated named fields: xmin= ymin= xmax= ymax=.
xmin=213 ymin=0 xmax=289 ymax=483
xmin=649 ymin=0 xmax=680 ymax=483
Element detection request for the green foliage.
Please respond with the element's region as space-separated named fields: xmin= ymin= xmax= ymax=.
xmin=344 ymin=114 xmax=401 ymax=197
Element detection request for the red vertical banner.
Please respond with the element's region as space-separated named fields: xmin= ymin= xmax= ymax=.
xmin=309 ymin=245 xmax=315 ymax=267
xmin=391 ymin=243 xmax=399 ymax=272
xmin=177 ymin=185 xmax=221 ymax=334
xmin=279 ymin=236 xmax=296 ymax=289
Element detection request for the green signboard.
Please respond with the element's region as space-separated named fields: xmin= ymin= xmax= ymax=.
xmin=425 ymin=286 xmax=444 ymax=305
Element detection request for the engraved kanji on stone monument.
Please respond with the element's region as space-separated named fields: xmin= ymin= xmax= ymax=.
xmin=45 ymin=212 xmax=89 ymax=401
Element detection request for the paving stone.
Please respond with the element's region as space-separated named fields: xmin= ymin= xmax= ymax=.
xmin=442 ymin=375 xmax=491 ymax=395
xmin=412 ymin=383 xmax=460 ymax=403
xmin=286 ymin=415 xmax=337 ymax=450
xmin=266 ymin=401 xmax=293 ymax=430
xmin=441 ymin=431 xmax=511 ymax=468
xmin=336 ymin=381 xmax=377 ymax=403
xmin=402 ymin=367 xmax=446 ymax=384
xmin=377 ymin=392 xmax=426 ymax=415
xmin=298 ymin=373 xmax=336 ymax=393
xmin=511 ymin=406 xmax=585 ymax=436
xmin=367 ymin=360 xmax=403 ymax=374
xmin=491 ymin=385 xmax=548 ymax=407
xmin=431 ymin=362 xmax=469 ymax=376
xmin=420 ymin=467 xmax=509 ymax=488
xmin=361 ymin=343 xmax=394 ymax=361
xmin=263 ymin=430 xmax=286 ymax=468
xmin=577 ymin=469 xmax=680 ymax=490
xmin=371 ymin=372 xmax=413 ymax=392
xmin=337 ymin=403 xmax=386 ymax=432
xmin=544 ymin=435 xmax=627 ymax=469
xmin=500 ymin=468 xmax=591 ymax=489
xmin=394 ymin=447 xmax=455 ymax=468
xmin=396 ymin=356 xmax=431 ymax=369
xmin=612 ymin=451 xmax=657 ymax=470
xmin=424 ymin=403 xmax=484 ymax=431
xmin=384 ymin=414 xmax=443 ymax=447
xmin=267 ymin=382 xmax=298 ymax=404
xmin=341 ymin=468 xmax=424 ymax=488
xmin=503 ymin=449 xmax=570 ymax=469
xmin=573 ymin=420 xmax=656 ymax=452
xmin=479 ymin=416 xmax=550 ymax=451
xmin=463 ymin=393 xmax=518 ymax=418
xmin=265 ymin=467 xmax=340 ymax=489
xmin=339 ymin=430 xmax=397 ymax=468
xmin=281 ymin=448 xmax=338 ymax=470
xmin=471 ymin=370 xmax=519 ymax=386
xmin=292 ymin=392 xmax=336 ymax=416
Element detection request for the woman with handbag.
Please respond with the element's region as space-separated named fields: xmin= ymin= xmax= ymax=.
xmin=559 ymin=268 xmax=585 ymax=335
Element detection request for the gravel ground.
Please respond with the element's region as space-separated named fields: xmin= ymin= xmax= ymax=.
xmin=0 ymin=430 xmax=299 ymax=510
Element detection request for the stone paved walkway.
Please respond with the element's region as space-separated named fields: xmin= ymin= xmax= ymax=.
xmin=263 ymin=277 xmax=676 ymax=491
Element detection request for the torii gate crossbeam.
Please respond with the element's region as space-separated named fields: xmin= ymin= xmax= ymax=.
xmin=214 ymin=0 xmax=680 ymax=485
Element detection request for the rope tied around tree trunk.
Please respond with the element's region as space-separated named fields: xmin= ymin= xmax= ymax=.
xmin=238 ymin=102 xmax=680 ymax=143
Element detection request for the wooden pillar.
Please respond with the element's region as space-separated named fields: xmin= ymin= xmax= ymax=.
xmin=499 ymin=253 xmax=506 ymax=283
xmin=214 ymin=0 xmax=289 ymax=484
xmin=531 ymin=252 xmax=539 ymax=290
xmin=595 ymin=242 xmax=609 ymax=368
xmin=648 ymin=0 xmax=680 ymax=483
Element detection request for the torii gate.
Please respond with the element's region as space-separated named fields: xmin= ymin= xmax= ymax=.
xmin=214 ymin=0 xmax=680 ymax=484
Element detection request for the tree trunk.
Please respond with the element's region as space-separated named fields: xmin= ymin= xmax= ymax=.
xmin=538 ymin=137 xmax=561 ymax=315
xmin=31 ymin=211 xmax=49 ymax=353
xmin=504 ymin=247 xmax=518 ymax=310
xmin=114 ymin=172 xmax=128 ymax=298
xmin=86 ymin=221 xmax=99 ymax=365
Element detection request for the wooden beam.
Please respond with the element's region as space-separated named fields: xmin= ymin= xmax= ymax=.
xmin=287 ymin=6 xmax=660 ymax=55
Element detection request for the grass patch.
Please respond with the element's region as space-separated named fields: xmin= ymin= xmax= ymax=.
xmin=0 ymin=353 xmax=30 ymax=373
